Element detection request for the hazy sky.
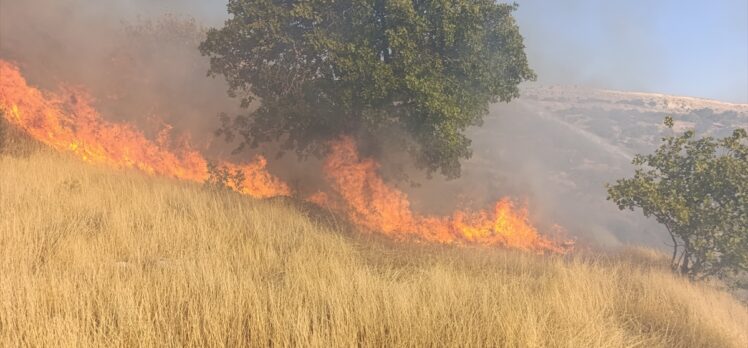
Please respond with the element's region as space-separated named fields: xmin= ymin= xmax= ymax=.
xmin=513 ymin=0 xmax=748 ymax=103
xmin=74 ymin=0 xmax=748 ymax=103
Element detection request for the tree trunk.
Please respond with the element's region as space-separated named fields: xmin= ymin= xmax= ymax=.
xmin=680 ymin=250 xmax=691 ymax=277
xmin=666 ymin=225 xmax=679 ymax=271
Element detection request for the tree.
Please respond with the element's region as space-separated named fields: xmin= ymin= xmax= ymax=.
xmin=608 ymin=117 xmax=748 ymax=282
xmin=200 ymin=0 xmax=535 ymax=178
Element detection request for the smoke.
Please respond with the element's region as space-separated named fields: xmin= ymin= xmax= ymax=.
xmin=399 ymin=100 xmax=669 ymax=248
xmin=0 ymin=0 xmax=235 ymax=149
xmin=1 ymin=0 xmax=680 ymax=248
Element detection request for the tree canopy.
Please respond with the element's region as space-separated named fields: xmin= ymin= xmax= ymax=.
xmin=200 ymin=0 xmax=535 ymax=178
xmin=608 ymin=117 xmax=748 ymax=282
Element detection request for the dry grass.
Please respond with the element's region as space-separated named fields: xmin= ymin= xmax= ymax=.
xmin=1 ymin=148 xmax=747 ymax=347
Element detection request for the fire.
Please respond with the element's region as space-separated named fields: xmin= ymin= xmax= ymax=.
xmin=319 ymin=137 xmax=568 ymax=253
xmin=0 ymin=60 xmax=290 ymax=198
xmin=0 ymin=59 xmax=569 ymax=253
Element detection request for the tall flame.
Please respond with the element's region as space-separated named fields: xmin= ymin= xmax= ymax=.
xmin=0 ymin=60 xmax=290 ymax=198
xmin=318 ymin=137 xmax=568 ymax=253
xmin=0 ymin=59 xmax=569 ymax=253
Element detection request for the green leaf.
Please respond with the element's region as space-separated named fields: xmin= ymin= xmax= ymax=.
xmin=200 ymin=0 xmax=534 ymax=178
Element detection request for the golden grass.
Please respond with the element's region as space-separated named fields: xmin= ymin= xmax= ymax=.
xmin=1 ymin=149 xmax=747 ymax=347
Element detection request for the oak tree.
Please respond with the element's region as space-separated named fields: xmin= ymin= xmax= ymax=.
xmin=200 ymin=0 xmax=535 ymax=178
xmin=608 ymin=117 xmax=748 ymax=283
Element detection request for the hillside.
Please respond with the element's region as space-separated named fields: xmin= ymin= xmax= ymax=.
xmin=1 ymin=143 xmax=747 ymax=347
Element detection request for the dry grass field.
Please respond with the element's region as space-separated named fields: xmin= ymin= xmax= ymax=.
xmin=1 ymin=143 xmax=747 ymax=347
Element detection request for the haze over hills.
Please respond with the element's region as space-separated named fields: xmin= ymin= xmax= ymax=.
xmin=408 ymin=86 xmax=748 ymax=248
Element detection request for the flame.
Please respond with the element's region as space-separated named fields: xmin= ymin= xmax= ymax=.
xmin=0 ymin=60 xmax=290 ymax=198
xmin=0 ymin=59 xmax=570 ymax=253
xmin=319 ymin=137 xmax=568 ymax=253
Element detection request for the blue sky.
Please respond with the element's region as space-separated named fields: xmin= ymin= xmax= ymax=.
xmin=512 ymin=0 xmax=748 ymax=103
xmin=130 ymin=0 xmax=748 ymax=103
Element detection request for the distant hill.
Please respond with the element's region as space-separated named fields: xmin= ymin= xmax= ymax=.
xmin=521 ymin=85 xmax=748 ymax=154
xmin=406 ymin=86 xmax=748 ymax=248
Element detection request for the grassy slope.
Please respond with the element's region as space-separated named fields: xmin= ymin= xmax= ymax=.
xmin=0 ymin=148 xmax=747 ymax=347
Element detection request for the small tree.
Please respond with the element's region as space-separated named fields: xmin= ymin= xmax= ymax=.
xmin=607 ymin=117 xmax=748 ymax=282
xmin=200 ymin=0 xmax=535 ymax=178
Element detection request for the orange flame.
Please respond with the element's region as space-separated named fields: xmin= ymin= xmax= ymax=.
xmin=0 ymin=60 xmax=290 ymax=198
xmin=0 ymin=59 xmax=569 ymax=253
xmin=319 ymin=137 xmax=569 ymax=253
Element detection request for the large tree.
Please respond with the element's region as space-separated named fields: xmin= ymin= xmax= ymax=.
xmin=200 ymin=0 xmax=535 ymax=178
xmin=608 ymin=117 xmax=748 ymax=282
